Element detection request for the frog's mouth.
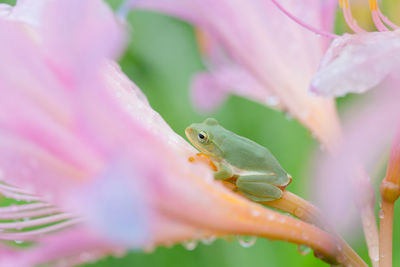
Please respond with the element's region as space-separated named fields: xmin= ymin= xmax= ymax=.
xmin=185 ymin=127 xmax=207 ymax=153
xmin=185 ymin=127 xmax=199 ymax=148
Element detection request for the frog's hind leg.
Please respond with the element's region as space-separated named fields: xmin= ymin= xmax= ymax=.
xmin=236 ymin=174 xmax=283 ymax=202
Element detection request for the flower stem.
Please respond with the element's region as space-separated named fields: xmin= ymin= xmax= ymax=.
xmin=378 ymin=129 xmax=400 ymax=267
xmin=379 ymin=200 xmax=393 ymax=267
xmin=264 ymin=191 xmax=368 ymax=267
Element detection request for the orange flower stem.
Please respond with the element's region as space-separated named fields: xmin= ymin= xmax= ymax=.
xmin=379 ymin=129 xmax=400 ymax=267
xmin=264 ymin=191 xmax=366 ymax=267
xmin=221 ymin=182 xmax=367 ymax=267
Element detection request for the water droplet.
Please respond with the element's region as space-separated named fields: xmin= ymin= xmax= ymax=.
xmin=267 ymin=96 xmax=280 ymax=106
xmin=238 ymin=236 xmax=257 ymax=248
xmin=201 ymin=235 xmax=216 ymax=245
xmin=379 ymin=210 xmax=384 ymax=219
xmin=297 ymin=244 xmax=311 ymax=255
xmin=294 ymin=208 xmax=304 ymax=218
xmin=250 ymin=209 xmax=260 ymax=217
xmin=14 ymin=240 xmax=24 ymax=244
xmin=370 ymin=245 xmax=379 ymax=262
xmin=182 ymin=240 xmax=198 ymax=251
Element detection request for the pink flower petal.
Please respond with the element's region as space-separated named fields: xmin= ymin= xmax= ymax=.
xmin=311 ymin=30 xmax=400 ymax=97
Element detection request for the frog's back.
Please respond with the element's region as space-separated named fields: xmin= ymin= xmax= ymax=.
xmin=220 ymin=131 xmax=286 ymax=176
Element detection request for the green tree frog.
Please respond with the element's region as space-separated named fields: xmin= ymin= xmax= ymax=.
xmin=185 ymin=118 xmax=291 ymax=202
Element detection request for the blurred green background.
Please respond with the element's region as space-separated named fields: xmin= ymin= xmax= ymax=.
xmin=2 ymin=0 xmax=400 ymax=266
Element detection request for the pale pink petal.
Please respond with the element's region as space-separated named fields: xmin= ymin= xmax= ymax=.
xmin=190 ymin=71 xmax=229 ymax=112
xmin=0 ymin=131 xmax=87 ymax=203
xmin=39 ymin=0 xmax=125 ymax=85
xmin=5 ymin=0 xmax=49 ymax=26
xmin=313 ymin=77 xmax=400 ymax=232
xmin=191 ymin=65 xmax=283 ymax=112
xmin=0 ymin=227 xmax=124 ymax=267
xmin=0 ymin=4 xmax=12 ymax=17
xmin=311 ymin=30 xmax=400 ymax=97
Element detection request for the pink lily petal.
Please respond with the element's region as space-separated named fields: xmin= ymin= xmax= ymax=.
xmin=311 ymin=30 xmax=400 ymax=97
xmin=191 ymin=65 xmax=275 ymax=112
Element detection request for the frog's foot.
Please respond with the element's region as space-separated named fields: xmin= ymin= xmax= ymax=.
xmin=188 ymin=153 xmax=217 ymax=171
xmin=277 ymin=174 xmax=292 ymax=191
xmin=236 ymin=174 xmax=283 ymax=202
xmin=213 ymin=162 xmax=233 ymax=180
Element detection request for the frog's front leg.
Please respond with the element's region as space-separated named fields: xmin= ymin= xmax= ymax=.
xmin=214 ymin=162 xmax=233 ymax=180
xmin=236 ymin=174 xmax=283 ymax=202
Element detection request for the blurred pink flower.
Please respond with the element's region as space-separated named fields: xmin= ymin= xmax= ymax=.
xmin=0 ymin=1 xmax=341 ymax=266
xmin=308 ymin=2 xmax=400 ymax=264
xmin=128 ymin=0 xmax=341 ymax=147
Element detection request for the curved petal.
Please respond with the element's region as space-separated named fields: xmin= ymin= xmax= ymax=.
xmin=311 ymin=30 xmax=400 ymax=97
xmin=313 ymin=77 xmax=400 ymax=232
xmin=190 ymin=65 xmax=274 ymax=112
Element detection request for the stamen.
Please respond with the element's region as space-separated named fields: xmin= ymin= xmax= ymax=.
xmin=0 ymin=213 xmax=75 ymax=230
xmin=378 ymin=8 xmax=399 ymax=30
xmin=0 ymin=207 xmax=60 ymax=220
xmin=0 ymin=203 xmax=51 ymax=213
xmin=0 ymin=183 xmax=35 ymax=195
xmin=0 ymin=188 xmax=43 ymax=202
xmin=369 ymin=0 xmax=389 ymax=31
xmin=341 ymin=0 xmax=367 ymax=33
xmin=0 ymin=219 xmax=81 ymax=241
xmin=271 ymin=0 xmax=338 ymax=39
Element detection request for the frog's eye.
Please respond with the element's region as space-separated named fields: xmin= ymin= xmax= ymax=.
xmin=198 ymin=131 xmax=208 ymax=143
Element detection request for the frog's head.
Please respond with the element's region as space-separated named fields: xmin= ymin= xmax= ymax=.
xmin=185 ymin=118 xmax=224 ymax=159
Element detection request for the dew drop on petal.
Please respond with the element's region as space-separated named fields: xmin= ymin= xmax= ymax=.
xmin=297 ymin=244 xmax=311 ymax=255
xmin=238 ymin=236 xmax=257 ymax=248
xmin=250 ymin=209 xmax=260 ymax=217
xmin=182 ymin=240 xmax=198 ymax=251
xmin=379 ymin=210 xmax=384 ymax=219
xmin=201 ymin=235 xmax=216 ymax=245
xmin=294 ymin=207 xmax=304 ymax=218
xmin=370 ymin=245 xmax=379 ymax=262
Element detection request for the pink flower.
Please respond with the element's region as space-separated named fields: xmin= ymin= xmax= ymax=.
xmin=127 ymin=0 xmax=341 ymax=147
xmin=307 ymin=1 xmax=400 ymax=265
xmin=0 ymin=1 xmax=342 ymax=266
